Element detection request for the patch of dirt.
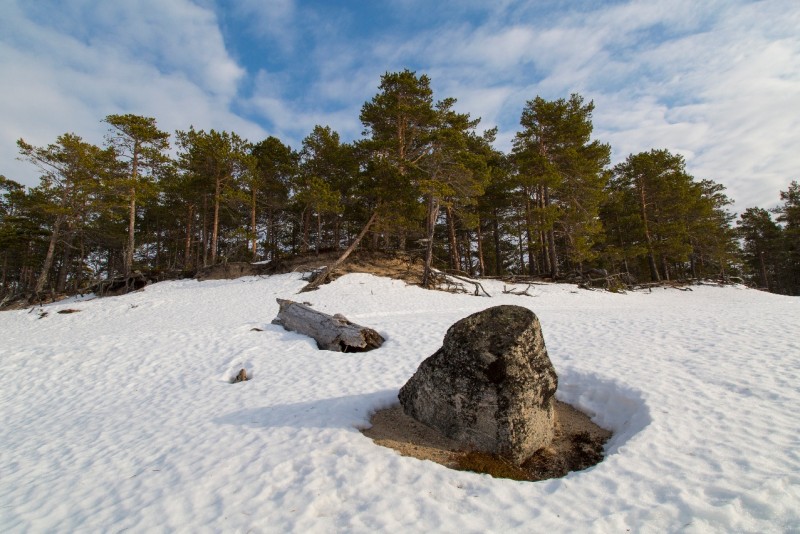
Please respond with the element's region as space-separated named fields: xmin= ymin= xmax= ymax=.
xmin=361 ymin=400 xmax=611 ymax=482
xmin=264 ymin=250 xmax=425 ymax=286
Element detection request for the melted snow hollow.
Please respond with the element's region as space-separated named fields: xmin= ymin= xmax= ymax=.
xmin=1 ymin=274 xmax=799 ymax=532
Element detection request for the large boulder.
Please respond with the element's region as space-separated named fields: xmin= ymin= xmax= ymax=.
xmin=398 ymin=305 xmax=558 ymax=464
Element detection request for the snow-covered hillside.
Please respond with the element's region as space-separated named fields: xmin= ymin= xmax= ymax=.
xmin=1 ymin=274 xmax=798 ymax=532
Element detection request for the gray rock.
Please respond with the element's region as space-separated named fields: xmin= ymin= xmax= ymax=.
xmin=398 ymin=305 xmax=558 ymax=464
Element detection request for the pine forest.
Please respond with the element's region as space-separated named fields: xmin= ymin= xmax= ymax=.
xmin=2 ymin=70 xmax=799 ymax=300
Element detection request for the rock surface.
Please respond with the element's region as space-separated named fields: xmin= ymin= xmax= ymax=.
xmin=398 ymin=305 xmax=558 ymax=464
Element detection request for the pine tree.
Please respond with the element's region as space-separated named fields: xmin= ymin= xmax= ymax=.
xmin=17 ymin=134 xmax=114 ymax=293
xmin=103 ymin=114 xmax=170 ymax=275
xmin=609 ymin=149 xmax=694 ymax=281
xmin=774 ymin=181 xmax=800 ymax=293
xmin=175 ymin=128 xmax=250 ymax=265
xmin=738 ymin=208 xmax=784 ymax=291
xmin=359 ymin=69 xmax=438 ymax=246
xmin=250 ymin=137 xmax=297 ymax=261
xmin=512 ymin=94 xmax=610 ymax=277
xmin=0 ymin=177 xmax=43 ymax=295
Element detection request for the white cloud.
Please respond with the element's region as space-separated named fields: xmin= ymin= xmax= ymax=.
xmin=230 ymin=0 xmax=297 ymax=51
xmin=0 ymin=0 xmax=261 ymax=188
xmin=370 ymin=0 xmax=800 ymax=213
xmin=245 ymin=71 xmax=362 ymax=148
xmin=2 ymin=0 xmax=798 ymax=216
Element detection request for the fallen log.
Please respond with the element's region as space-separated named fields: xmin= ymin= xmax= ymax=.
xmin=272 ymin=299 xmax=385 ymax=352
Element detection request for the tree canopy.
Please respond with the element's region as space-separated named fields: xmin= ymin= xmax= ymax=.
xmin=2 ymin=69 xmax=796 ymax=300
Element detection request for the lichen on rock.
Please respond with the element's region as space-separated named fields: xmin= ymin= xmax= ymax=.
xmin=399 ymin=305 xmax=558 ymax=464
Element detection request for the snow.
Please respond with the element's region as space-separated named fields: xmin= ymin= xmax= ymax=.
xmin=1 ymin=273 xmax=799 ymax=532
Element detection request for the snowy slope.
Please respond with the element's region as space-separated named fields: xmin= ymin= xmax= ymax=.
xmin=1 ymin=273 xmax=799 ymax=532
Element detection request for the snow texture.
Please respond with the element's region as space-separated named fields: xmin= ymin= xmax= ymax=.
xmin=1 ymin=273 xmax=799 ymax=532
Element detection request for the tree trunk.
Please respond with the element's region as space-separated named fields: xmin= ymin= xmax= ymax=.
xmin=301 ymin=208 xmax=310 ymax=254
xmin=125 ymin=186 xmax=136 ymax=275
xmin=517 ymin=219 xmax=525 ymax=274
xmin=251 ymin=188 xmax=258 ymax=261
xmin=184 ymin=204 xmax=194 ymax=268
xmin=202 ymin=195 xmax=209 ymax=267
xmin=211 ymin=177 xmax=222 ymax=264
xmin=476 ymin=216 xmax=485 ymax=276
xmin=544 ymin=185 xmax=558 ymax=278
xmin=759 ymin=250 xmax=769 ymax=289
xmin=446 ymin=205 xmax=460 ymax=271
xmin=538 ymin=187 xmax=550 ymax=276
xmin=35 ymin=215 xmax=64 ymax=294
xmin=423 ymin=196 xmax=440 ymax=288
xmin=463 ymin=230 xmax=474 ymax=277
xmin=75 ymin=236 xmax=86 ymax=292
xmin=154 ymin=215 xmax=162 ymax=270
xmin=525 ymin=192 xmax=536 ymax=276
xmin=638 ymin=180 xmax=660 ymax=282
xmin=124 ymin=147 xmax=140 ymax=276
xmin=266 ymin=207 xmax=274 ymax=261
xmin=492 ymin=209 xmax=502 ymax=276
xmin=56 ymin=226 xmax=75 ymax=293
xmin=316 ymin=211 xmax=322 ymax=255
xmin=1 ymin=252 xmax=7 ymax=290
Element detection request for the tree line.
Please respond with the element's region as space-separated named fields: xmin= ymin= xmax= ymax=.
xmin=1 ymin=69 xmax=798 ymax=299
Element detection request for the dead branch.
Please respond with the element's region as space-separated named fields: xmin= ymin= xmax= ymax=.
xmin=502 ymin=284 xmax=533 ymax=296
xmin=432 ymin=269 xmax=491 ymax=297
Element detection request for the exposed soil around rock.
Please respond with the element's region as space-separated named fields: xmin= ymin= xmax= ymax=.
xmin=362 ymin=400 xmax=611 ymax=481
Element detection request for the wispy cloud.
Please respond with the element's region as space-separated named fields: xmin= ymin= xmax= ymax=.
xmin=1 ymin=0 xmax=797 ymax=214
xmin=365 ymin=0 xmax=800 ymax=212
xmin=0 ymin=0 xmax=260 ymax=183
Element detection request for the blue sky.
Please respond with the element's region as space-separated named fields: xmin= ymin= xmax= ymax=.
xmin=1 ymin=0 xmax=798 ymax=215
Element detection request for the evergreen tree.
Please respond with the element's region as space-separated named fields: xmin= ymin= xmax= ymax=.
xmin=774 ymin=181 xmax=800 ymax=293
xmin=0 ymin=177 xmax=43 ymax=295
xmin=17 ymin=135 xmax=116 ymax=293
xmin=512 ymin=94 xmax=610 ymax=277
xmin=297 ymin=126 xmax=358 ymax=254
xmin=685 ymin=179 xmax=738 ymax=279
xmin=738 ymin=207 xmax=784 ymax=291
xmin=609 ymin=149 xmax=692 ymax=281
xmin=250 ymin=136 xmax=297 ymax=261
xmin=359 ymin=69 xmax=437 ymax=246
xmin=175 ymin=128 xmax=250 ymax=265
xmin=103 ymin=114 xmax=170 ymax=274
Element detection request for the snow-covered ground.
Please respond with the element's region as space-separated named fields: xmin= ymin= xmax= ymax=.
xmin=1 ymin=273 xmax=799 ymax=532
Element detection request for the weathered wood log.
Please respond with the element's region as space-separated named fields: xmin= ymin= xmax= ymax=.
xmin=271 ymin=299 xmax=384 ymax=352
